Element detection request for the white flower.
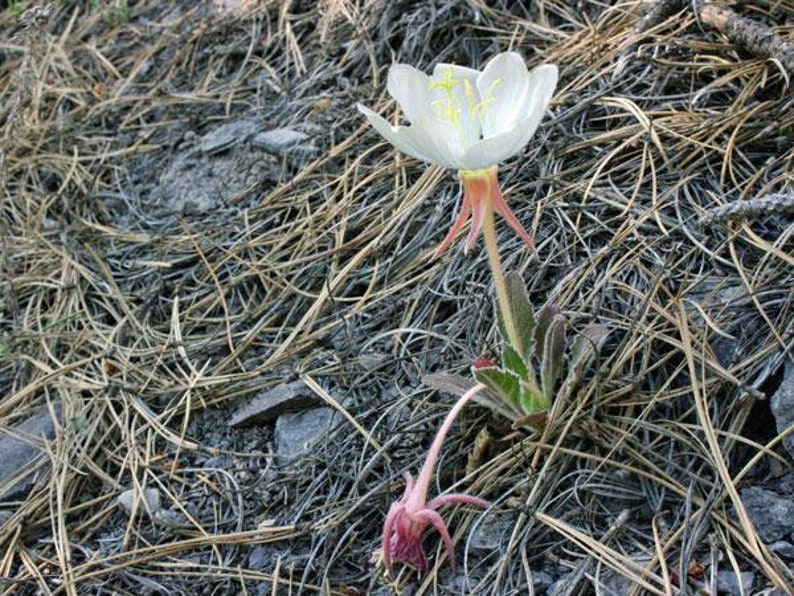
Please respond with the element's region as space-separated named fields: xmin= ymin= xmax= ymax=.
xmin=357 ymin=52 xmax=558 ymax=171
xmin=358 ymin=52 xmax=558 ymax=256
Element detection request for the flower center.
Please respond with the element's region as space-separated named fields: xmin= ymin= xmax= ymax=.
xmin=428 ymin=66 xmax=500 ymax=144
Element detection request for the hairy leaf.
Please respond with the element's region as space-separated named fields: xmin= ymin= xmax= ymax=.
xmin=501 ymin=271 xmax=535 ymax=360
xmin=541 ymin=314 xmax=566 ymax=404
xmin=502 ymin=344 xmax=529 ymax=379
xmin=473 ymin=366 xmax=521 ymax=407
xmin=534 ymin=302 xmax=561 ymax=361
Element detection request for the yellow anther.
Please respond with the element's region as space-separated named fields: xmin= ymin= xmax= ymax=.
xmin=428 ymin=66 xmax=457 ymax=94
xmin=471 ymin=78 xmax=501 ymax=126
xmin=427 ymin=70 xmax=503 ymax=142
xmin=429 ymin=66 xmax=463 ymax=129
xmin=463 ymin=78 xmax=478 ymax=121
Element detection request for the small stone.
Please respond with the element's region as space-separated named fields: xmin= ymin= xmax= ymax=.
xmin=274 ymin=407 xmax=333 ymax=465
xmin=198 ymin=119 xmax=260 ymax=155
xmin=229 ymin=380 xmax=318 ymax=427
xmin=468 ymin=515 xmax=513 ymax=550
xmin=740 ymin=486 xmax=794 ymax=542
xmin=153 ymin=508 xmax=190 ymax=528
xmin=532 ymin=571 xmax=555 ymax=588
xmin=769 ymin=361 xmax=794 ymax=458
xmin=201 ymin=455 xmax=227 ymax=468
xmin=716 ymin=570 xmax=754 ymax=594
xmin=252 ymin=128 xmax=311 ymax=156
xmin=594 ymin=554 xmax=653 ymax=594
xmin=248 ymin=546 xmax=278 ymax=571
xmin=117 ymin=487 xmax=162 ymax=518
xmin=0 ymin=405 xmax=60 ymax=500
xmin=769 ymin=540 xmax=794 ymax=559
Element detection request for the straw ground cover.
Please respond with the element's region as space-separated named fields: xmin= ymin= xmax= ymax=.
xmin=1 ymin=1 xmax=792 ymax=594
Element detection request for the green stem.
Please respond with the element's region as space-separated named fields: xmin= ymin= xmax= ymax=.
xmin=482 ymin=189 xmax=521 ymax=353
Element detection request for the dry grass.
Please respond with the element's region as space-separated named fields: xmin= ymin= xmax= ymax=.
xmin=1 ymin=0 xmax=792 ymax=594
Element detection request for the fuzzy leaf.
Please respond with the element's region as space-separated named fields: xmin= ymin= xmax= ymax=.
xmin=534 ymin=303 xmax=561 ymax=361
xmin=512 ymin=411 xmax=548 ymax=431
xmin=541 ymin=314 xmax=566 ymax=404
xmin=423 ymin=372 xmax=522 ymax=426
xmin=570 ymin=325 xmax=609 ymax=372
xmin=557 ymin=324 xmax=609 ymax=403
xmin=473 ymin=366 xmax=521 ymax=407
xmin=502 ymin=344 xmax=529 ymax=379
xmin=517 ymin=378 xmax=545 ymax=413
xmin=497 ymin=272 xmax=535 ymax=360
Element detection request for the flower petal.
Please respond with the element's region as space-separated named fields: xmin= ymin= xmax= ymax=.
xmin=477 ymin=52 xmax=531 ymax=136
xmin=414 ymin=508 xmax=456 ymax=571
xmin=357 ymin=104 xmax=450 ymax=165
xmin=516 ymin=63 xmax=558 ymax=130
xmin=382 ymin=503 xmax=400 ymax=574
xmin=398 ymin=116 xmax=470 ymax=168
xmin=360 ymin=56 xmax=557 ymax=172
xmin=387 ymin=64 xmax=432 ymax=123
xmin=481 ymin=61 xmax=558 ymax=140
xmin=431 ymin=63 xmax=480 ymax=85
xmin=400 ymin=472 xmax=415 ymax=501
xmin=457 ymin=95 xmax=555 ymax=170
xmin=426 ymin=493 xmax=490 ymax=510
xmin=427 ymin=63 xmax=483 ymax=147
xmin=359 ymin=106 xmax=467 ymax=169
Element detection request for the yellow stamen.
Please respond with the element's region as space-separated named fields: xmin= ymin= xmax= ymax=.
xmin=428 ymin=67 xmax=502 ymax=142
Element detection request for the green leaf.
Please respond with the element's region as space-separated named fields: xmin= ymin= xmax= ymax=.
xmin=541 ymin=314 xmax=566 ymax=404
xmin=501 ymin=344 xmax=528 ymax=379
xmin=558 ymin=324 xmax=609 ymax=402
xmin=569 ymin=325 xmax=609 ymax=372
xmin=422 ymin=372 xmax=522 ymax=421
xmin=473 ymin=366 xmax=521 ymax=407
xmin=517 ymin=378 xmax=545 ymax=413
xmin=503 ymin=272 xmax=535 ymax=360
xmin=534 ymin=303 xmax=561 ymax=361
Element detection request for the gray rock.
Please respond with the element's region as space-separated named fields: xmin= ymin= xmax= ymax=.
xmin=154 ymin=143 xmax=268 ymax=214
xmin=468 ymin=514 xmax=513 ymax=550
xmin=152 ymin=508 xmax=190 ymax=528
xmin=252 ymin=128 xmax=311 ymax=156
xmin=592 ymin=554 xmax=652 ymax=595
xmin=117 ymin=487 xmax=162 ymax=518
xmin=199 ymin=119 xmax=260 ymax=155
xmin=532 ymin=571 xmax=555 ymax=589
xmin=769 ymin=361 xmax=794 ymax=458
xmin=274 ymin=407 xmax=333 ymax=465
xmin=229 ymin=380 xmax=319 ymax=427
xmin=740 ymin=486 xmax=794 ymax=542
xmin=0 ymin=405 xmax=60 ymax=500
xmin=716 ymin=570 xmax=754 ymax=594
xmin=248 ymin=545 xmax=283 ymax=571
xmin=769 ymin=540 xmax=794 ymax=559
